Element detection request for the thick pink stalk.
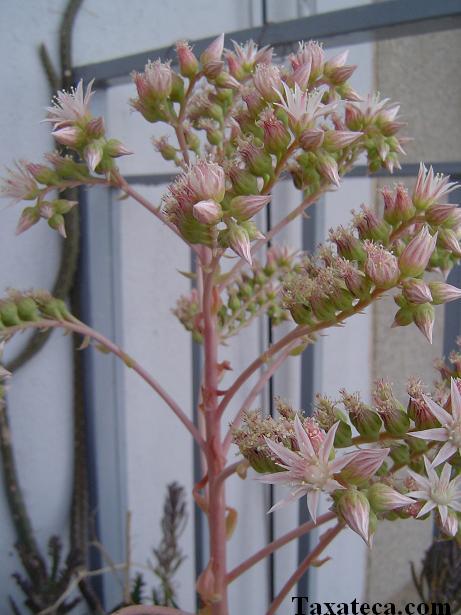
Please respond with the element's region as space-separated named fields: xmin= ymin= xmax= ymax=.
xmin=6 ymin=319 xmax=205 ymax=451
xmin=227 ymin=511 xmax=336 ymax=584
xmin=267 ymin=523 xmax=343 ymax=615
xmin=202 ymin=254 xmax=229 ymax=615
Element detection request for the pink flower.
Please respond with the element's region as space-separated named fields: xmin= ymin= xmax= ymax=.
xmin=289 ymin=41 xmax=325 ymax=80
xmin=132 ymin=60 xmax=172 ymax=100
xmin=257 ymin=417 xmax=351 ymax=522
xmin=411 ymin=378 xmax=461 ymax=466
xmin=253 ymin=64 xmax=282 ymax=102
xmin=188 ymin=160 xmax=225 ymax=202
xmin=412 ymin=163 xmax=458 ymax=210
xmin=0 ymin=161 xmax=38 ymax=205
xmin=364 ymin=241 xmax=400 ymax=289
xmin=45 ymin=79 xmax=95 ymax=128
xmin=275 ymin=83 xmax=337 ymax=134
xmin=406 ymin=456 xmax=461 ymax=536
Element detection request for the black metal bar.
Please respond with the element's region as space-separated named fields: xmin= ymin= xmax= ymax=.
xmin=297 ymin=193 xmax=318 ymax=596
xmin=74 ymin=0 xmax=461 ymax=86
xmin=443 ymin=181 xmax=461 ymax=358
xmin=122 ymin=162 xmax=461 ymax=187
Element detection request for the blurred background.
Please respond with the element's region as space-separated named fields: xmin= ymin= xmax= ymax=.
xmin=1 ymin=1 xmax=461 ymax=613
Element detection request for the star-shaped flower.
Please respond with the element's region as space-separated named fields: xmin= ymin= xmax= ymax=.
xmin=257 ymin=416 xmax=350 ymax=522
xmin=411 ymin=378 xmax=461 ymax=467
xmin=45 ymin=79 xmax=95 ymax=128
xmin=407 ymin=456 xmax=461 ymax=537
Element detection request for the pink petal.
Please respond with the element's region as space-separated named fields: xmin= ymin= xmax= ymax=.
xmin=268 ymin=487 xmax=305 ymax=513
xmin=407 ymin=469 xmax=430 ymax=490
xmin=294 ymin=415 xmax=315 ymax=458
xmin=451 ymin=378 xmax=461 ymax=421
xmin=264 ymin=437 xmax=301 ymax=467
xmin=319 ymin=422 xmax=339 ymax=464
xmin=307 ymin=489 xmax=320 ymax=523
xmin=431 ymin=441 xmax=457 ymax=467
xmin=417 ymin=500 xmax=436 ymax=517
xmin=410 ymin=428 xmax=448 ymax=442
xmin=422 ymin=394 xmax=452 ymax=425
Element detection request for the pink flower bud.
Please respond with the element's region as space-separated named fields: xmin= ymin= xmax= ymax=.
xmin=16 ymin=206 xmax=40 ymax=235
xmin=399 ymin=226 xmax=438 ymax=278
xmin=341 ymin=448 xmax=389 ymax=485
xmin=200 ymin=33 xmax=225 ymax=66
xmin=317 ymin=152 xmax=340 ymax=188
xmin=257 ymin=108 xmax=291 ymax=154
xmin=84 ymin=142 xmax=103 ymax=173
xmin=412 ymin=163 xmax=458 ymax=210
xmin=426 ymin=204 xmax=461 ymax=229
xmin=52 ymin=126 xmax=79 ymax=147
xmin=105 ymin=139 xmax=133 ymax=158
xmin=299 ymin=128 xmax=324 ymax=151
xmin=290 ymin=61 xmax=312 ymax=90
xmin=227 ymin=222 xmax=252 ymax=264
xmin=429 ymin=281 xmax=461 ymax=305
xmin=176 ymin=40 xmax=199 ymax=78
xmin=189 ymin=160 xmax=225 ymax=202
xmin=323 ymin=130 xmax=363 ymax=150
xmin=438 ymin=228 xmax=461 ymax=256
xmin=401 ymin=278 xmax=432 ymax=304
xmin=215 ymin=72 xmax=241 ymax=90
xmin=192 ymin=200 xmax=222 ymax=225
xmin=394 ymin=184 xmax=416 ymax=222
xmin=132 ymin=60 xmax=172 ymax=101
xmin=336 ymin=489 xmax=371 ymax=546
xmin=364 ymin=242 xmax=400 ymax=289
xmin=381 ymin=186 xmax=398 ymax=225
xmin=86 ymin=116 xmax=105 ymax=139
xmin=368 ymin=483 xmax=414 ymax=513
xmin=412 ymin=302 xmax=435 ymax=344
xmin=229 ymin=194 xmax=271 ymax=221
xmin=440 ymin=510 xmax=458 ymax=537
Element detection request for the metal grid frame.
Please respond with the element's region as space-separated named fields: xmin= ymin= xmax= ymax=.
xmin=73 ymin=0 xmax=461 ymax=607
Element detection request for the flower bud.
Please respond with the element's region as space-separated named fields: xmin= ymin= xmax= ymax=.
xmin=226 ymin=221 xmax=252 ymax=264
xmin=394 ymin=184 xmax=416 ymax=222
xmin=105 ymin=139 xmax=133 ymax=158
xmin=176 ymin=40 xmax=199 ymax=78
xmin=16 ymin=206 xmax=40 ymax=235
xmin=323 ymin=130 xmax=363 ymax=151
xmin=354 ymin=207 xmax=390 ymax=243
xmin=364 ymin=242 xmax=400 ymax=289
xmin=391 ymin=306 xmax=413 ymax=328
xmin=438 ymin=228 xmax=461 ymax=256
xmin=299 ymin=128 xmax=324 ymax=151
xmin=329 ymin=227 xmax=366 ymax=263
xmin=52 ymin=125 xmax=80 ymax=147
xmin=316 ymin=152 xmax=340 ymax=188
xmin=227 ymin=165 xmax=260 ymax=195
xmin=429 ymin=281 xmax=461 ymax=305
xmin=389 ymin=443 xmax=410 ymax=465
xmin=289 ymin=303 xmax=313 ymax=325
xmin=86 ymin=116 xmax=106 ymax=139
xmin=0 ymin=302 xmax=21 ymax=326
xmin=238 ymin=138 xmax=273 ymax=178
xmin=16 ymin=297 xmax=40 ymax=322
xmin=153 ymin=136 xmax=177 ymax=161
xmin=200 ymin=33 xmax=225 ymax=66
xmin=84 ymin=141 xmax=104 ymax=173
xmin=412 ymin=302 xmax=435 ymax=344
xmin=367 ymin=483 xmax=414 ymax=513
xmin=341 ymin=390 xmax=382 ymax=440
xmin=401 ymin=279 xmax=432 ymax=305
xmin=26 ymin=163 xmax=59 ymax=185
xmin=373 ymin=379 xmax=410 ymax=436
xmin=399 ymin=226 xmax=437 ymax=278
xmin=192 ymin=200 xmax=222 ymax=225
xmin=257 ymin=108 xmax=291 ymax=155
xmin=48 ymin=213 xmax=66 ymax=237
xmin=426 ymin=204 xmax=461 ymax=229
xmin=229 ymin=194 xmax=271 ymax=221
xmin=336 ymin=489 xmax=371 ymax=546
xmin=340 ymin=448 xmax=389 ymax=486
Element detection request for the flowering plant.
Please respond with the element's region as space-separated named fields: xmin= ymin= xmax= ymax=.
xmin=2 ymin=33 xmax=461 ymax=615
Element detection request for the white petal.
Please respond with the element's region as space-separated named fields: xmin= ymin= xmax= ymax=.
xmin=264 ymin=437 xmax=301 ymax=467
xmin=294 ymin=415 xmax=315 ymax=458
xmin=451 ymin=378 xmax=461 ymax=421
xmin=431 ymin=441 xmax=457 ymax=467
xmin=407 ymin=469 xmax=430 ymax=490
xmin=319 ymin=422 xmax=339 ymax=464
xmin=417 ymin=500 xmax=436 ymax=517
xmin=307 ymin=489 xmax=320 ymax=523
xmin=438 ymin=504 xmax=448 ymax=524
xmin=422 ymin=394 xmax=452 ymax=426
xmin=410 ymin=428 xmax=448 ymax=442
xmin=440 ymin=463 xmax=453 ymax=489
xmin=268 ymin=487 xmax=306 ymax=513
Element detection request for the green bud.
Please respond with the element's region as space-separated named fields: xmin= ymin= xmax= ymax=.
xmin=350 ymin=408 xmax=382 ymax=441
xmin=0 ymin=302 xmax=21 ymax=326
xmin=17 ymin=297 xmax=40 ymax=322
xmin=290 ymin=304 xmax=313 ymax=325
xmin=389 ymin=443 xmax=410 ymax=465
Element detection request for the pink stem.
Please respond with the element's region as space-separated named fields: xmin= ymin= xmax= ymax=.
xmin=8 ymin=319 xmax=205 ymax=451
xmin=202 ymin=255 xmax=229 ymax=615
xmin=227 ymin=511 xmax=336 ymax=584
xmin=222 ymin=341 xmax=299 ymax=453
xmin=217 ymin=324 xmax=309 ymax=420
xmin=266 ymin=523 xmax=343 ymax=615
xmin=112 ymin=607 xmax=194 ymax=615
xmin=221 ymin=187 xmax=324 ymax=289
